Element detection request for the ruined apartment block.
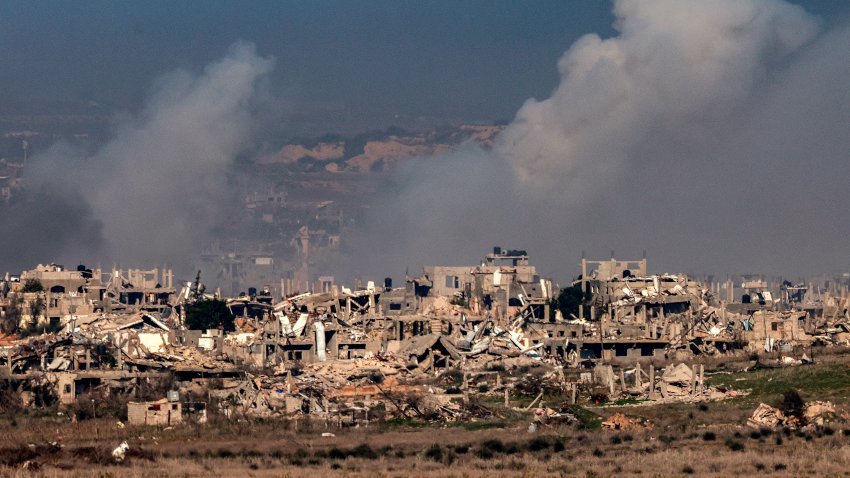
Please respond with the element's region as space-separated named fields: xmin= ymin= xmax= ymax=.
xmin=0 ymin=249 xmax=848 ymax=425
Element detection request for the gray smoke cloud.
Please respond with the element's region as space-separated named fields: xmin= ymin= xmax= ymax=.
xmin=347 ymin=0 xmax=850 ymax=282
xmin=500 ymin=0 xmax=818 ymax=194
xmin=0 ymin=42 xmax=273 ymax=274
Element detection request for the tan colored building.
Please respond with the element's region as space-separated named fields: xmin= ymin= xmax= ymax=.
xmin=127 ymin=398 xmax=182 ymax=426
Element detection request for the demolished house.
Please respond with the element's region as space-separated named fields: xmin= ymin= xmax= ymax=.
xmin=128 ymin=396 xmax=183 ymax=426
xmin=572 ymin=256 xmax=741 ymax=361
xmin=0 ymin=252 xmax=847 ymax=425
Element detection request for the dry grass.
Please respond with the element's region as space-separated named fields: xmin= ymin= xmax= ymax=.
xmin=2 ymin=417 xmax=850 ymax=477
xmin=3 ymin=359 xmax=850 ymax=476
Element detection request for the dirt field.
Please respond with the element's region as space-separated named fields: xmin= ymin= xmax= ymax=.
xmin=3 ymin=360 xmax=850 ymax=477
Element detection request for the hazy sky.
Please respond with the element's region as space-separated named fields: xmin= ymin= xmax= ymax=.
xmin=344 ymin=0 xmax=850 ymax=281
xmin=0 ymin=2 xmax=610 ymax=132
xmin=1 ymin=1 xmax=844 ymax=132
xmin=1 ymin=1 xmax=849 ymax=283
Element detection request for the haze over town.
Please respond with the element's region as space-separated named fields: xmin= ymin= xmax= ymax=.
xmin=2 ymin=2 xmax=850 ymax=477
xmin=0 ymin=0 xmax=847 ymax=286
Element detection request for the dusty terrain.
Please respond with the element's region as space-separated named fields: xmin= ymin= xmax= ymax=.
xmin=2 ymin=360 xmax=850 ymax=477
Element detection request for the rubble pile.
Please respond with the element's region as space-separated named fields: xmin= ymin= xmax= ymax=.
xmin=746 ymin=401 xmax=846 ymax=429
xmin=747 ymin=403 xmax=789 ymax=429
xmin=590 ymin=362 xmax=742 ymax=405
xmin=601 ymin=412 xmax=651 ymax=430
xmin=0 ymin=252 xmax=847 ymax=426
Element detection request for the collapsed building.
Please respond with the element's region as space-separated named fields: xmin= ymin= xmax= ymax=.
xmin=570 ymin=256 xmax=850 ymax=361
xmin=573 ymin=256 xmax=740 ymax=361
xmin=0 ymin=251 xmax=848 ymax=424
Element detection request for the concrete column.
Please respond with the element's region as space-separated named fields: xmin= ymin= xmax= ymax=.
xmin=580 ymin=258 xmax=586 ymax=320
xmin=690 ymin=364 xmax=697 ymax=394
xmin=649 ymin=365 xmax=656 ymax=398
xmin=314 ymin=322 xmax=326 ymax=362
xmin=635 ymin=362 xmax=642 ymax=387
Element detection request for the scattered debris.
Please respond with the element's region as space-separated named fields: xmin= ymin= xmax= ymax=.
xmin=747 ymin=403 xmax=787 ymax=429
xmin=111 ymin=442 xmax=129 ymax=462
xmin=747 ymin=400 xmax=846 ymax=429
xmin=803 ymin=401 xmax=843 ymax=425
xmin=602 ymin=413 xmax=651 ymax=430
xmin=0 ymin=251 xmax=846 ymax=428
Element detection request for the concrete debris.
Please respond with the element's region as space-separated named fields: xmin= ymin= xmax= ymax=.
xmin=747 ymin=401 xmax=846 ymax=429
xmin=111 ymin=442 xmax=129 ymax=462
xmin=0 ymin=251 xmax=847 ymax=426
xmin=803 ymin=401 xmax=844 ymax=425
xmin=589 ymin=362 xmax=740 ymax=405
xmin=601 ymin=413 xmax=650 ymax=430
xmin=747 ymin=403 xmax=787 ymax=429
xmin=532 ymin=407 xmax=577 ymax=427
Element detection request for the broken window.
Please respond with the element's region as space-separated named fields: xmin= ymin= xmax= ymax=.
xmin=445 ymin=276 xmax=459 ymax=289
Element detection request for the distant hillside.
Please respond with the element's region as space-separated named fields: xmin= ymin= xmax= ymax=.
xmin=257 ymin=124 xmax=503 ymax=173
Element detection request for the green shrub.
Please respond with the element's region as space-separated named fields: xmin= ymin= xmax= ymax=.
xmin=348 ymin=444 xmax=377 ymax=460
xmin=725 ymin=439 xmax=744 ymax=451
xmin=779 ymin=389 xmax=806 ymax=424
xmin=527 ymin=436 xmax=551 ymax=451
xmin=22 ymin=279 xmax=44 ymax=293
xmin=424 ymin=444 xmax=443 ymax=462
xmin=328 ymin=448 xmax=346 ymax=460
xmin=481 ymin=439 xmax=504 ymax=453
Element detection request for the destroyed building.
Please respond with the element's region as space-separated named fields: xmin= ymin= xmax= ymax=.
xmin=0 ymin=250 xmax=847 ymax=426
xmin=0 ymin=264 xmax=176 ymax=331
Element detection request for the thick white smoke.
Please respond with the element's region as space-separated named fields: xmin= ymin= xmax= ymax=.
xmin=349 ymin=0 xmax=850 ymax=281
xmin=498 ymin=0 xmax=818 ymax=195
xmin=13 ymin=42 xmax=273 ymax=272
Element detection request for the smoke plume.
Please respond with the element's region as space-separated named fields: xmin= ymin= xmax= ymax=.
xmin=348 ymin=0 xmax=850 ymax=281
xmin=0 ymin=42 xmax=273 ymax=275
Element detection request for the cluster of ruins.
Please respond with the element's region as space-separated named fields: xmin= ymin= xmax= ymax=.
xmin=1 ymin=249 xmax=848 ymax=426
